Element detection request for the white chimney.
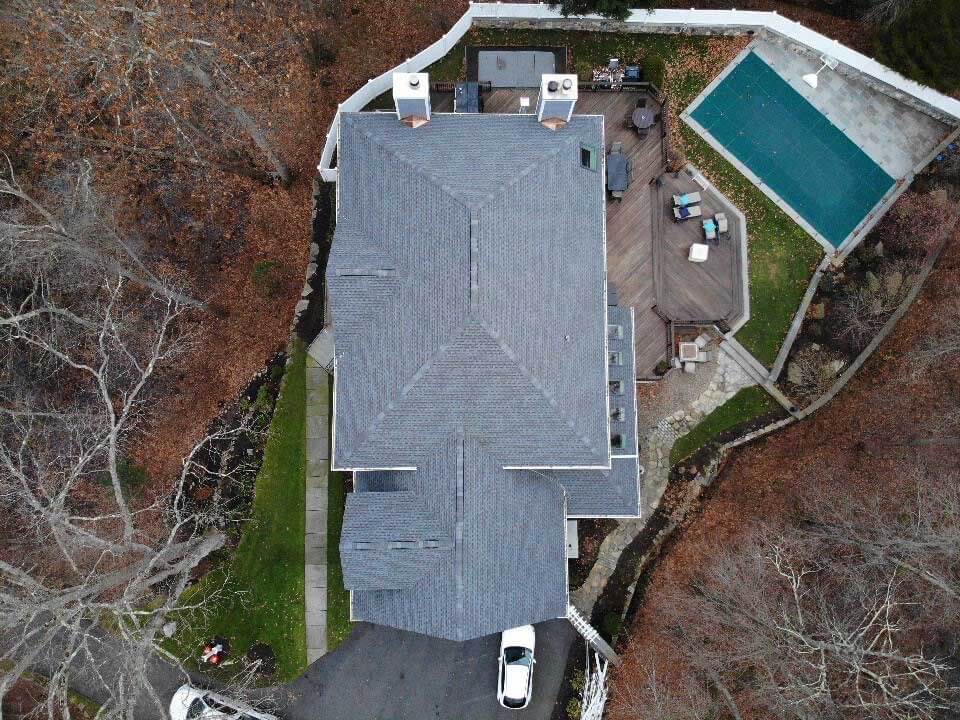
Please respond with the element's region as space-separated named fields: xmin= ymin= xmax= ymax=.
xmin=393 ymin=72 xmax=431 ymax=127
xmin=537 ymin=74 xmax=578 ymax=128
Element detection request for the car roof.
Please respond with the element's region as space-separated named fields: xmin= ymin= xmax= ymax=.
xmin=503 ymin=664 xmax=530 ymax=700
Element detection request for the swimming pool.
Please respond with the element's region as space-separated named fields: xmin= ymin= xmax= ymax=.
xmin=688 ymin=52 xmax=895 ymax=249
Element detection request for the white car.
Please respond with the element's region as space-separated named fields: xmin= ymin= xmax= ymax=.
xmin=169 ymin=684 xmax=277 ymax=720
xmin=497 ymin=625 xmax=536 ymax=709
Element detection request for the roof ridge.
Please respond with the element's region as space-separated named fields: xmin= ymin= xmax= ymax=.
xmin=349 ymin=117 xmax=470 ymax=207
xmin=466 ymin=132 xmax=580 ymax=211
xmin=473 ymin=318 xmax=605 ymax=462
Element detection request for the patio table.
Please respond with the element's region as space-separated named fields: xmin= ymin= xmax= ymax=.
xmin=606 ymin=152 xmax=629 ymax=192
xmin=631 ymin=107 xmax=656 ymax=129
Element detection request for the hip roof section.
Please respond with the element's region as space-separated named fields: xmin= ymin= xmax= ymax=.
xmin=329 ymin=113 xmax=609 ymax=469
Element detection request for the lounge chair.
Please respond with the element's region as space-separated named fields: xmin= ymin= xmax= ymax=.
xmin=672 ymin=191 xmax=702 ymax=208
xmin=702 ymin=219 xmax=717 ymax=243
xmin=715 ymin=212 xmax=729 ymax=237
xmin=674 ymin=205 xmax=702 ymax=221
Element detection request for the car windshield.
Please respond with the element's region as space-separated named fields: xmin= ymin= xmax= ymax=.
xmin=504 ymin=647 xmax=532 ymax=666
xmin=186 ymin=698 xmax=208 ymax=720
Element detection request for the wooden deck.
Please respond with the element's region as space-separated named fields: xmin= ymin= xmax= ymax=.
xmin=591 ymin=91 xmax=670 ymax=379
xmin=654 ymin=172 xmax=746 ymax=328
xmin=429 ymin=87 xmax=745 ymax=378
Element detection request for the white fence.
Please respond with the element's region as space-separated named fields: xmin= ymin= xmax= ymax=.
xmin=580 ymin=649 xmax=609 ymax=720
xmin=317 ymin=2 xmax=960 ymax=181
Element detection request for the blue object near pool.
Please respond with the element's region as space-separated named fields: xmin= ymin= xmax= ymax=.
xmin=690 ymin=52 xmax=895 ymax=248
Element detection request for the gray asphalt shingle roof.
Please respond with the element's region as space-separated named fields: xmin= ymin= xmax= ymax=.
xmin=330 ymin=111 xmax=641 ymax=641
xmin=329 ymin=112 xmax=608 ymax=469
xmin=344 ymin=434 xmax=568 ymax=641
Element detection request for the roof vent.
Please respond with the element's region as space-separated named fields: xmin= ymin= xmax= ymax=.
xmin=537 ymin=74 xmax=578 ymax=130
xmin=393 ymin=72 xmax=431 ymax=127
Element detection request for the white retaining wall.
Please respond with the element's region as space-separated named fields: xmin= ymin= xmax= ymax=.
xmin=318 ymin=3 xmax=960 ymax=181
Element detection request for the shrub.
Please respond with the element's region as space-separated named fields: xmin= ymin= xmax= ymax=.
xmin=566 ymin=697 xmax=582 ymax=719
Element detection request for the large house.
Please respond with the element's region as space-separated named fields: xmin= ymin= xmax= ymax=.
xmin=327 ymin=73 xmax=641 ymax=641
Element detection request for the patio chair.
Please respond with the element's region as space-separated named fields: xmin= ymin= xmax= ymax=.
xmin=637 ymin=96 xmax=647 ymax=109
xmin=673 ymin=205 xmax=702 ymax=221
xmin=694 ymin=333 xmax=712 ymax=349
xmin=715 ymin=212 xmax=729 ymax=237
xmin=702 ymin=219 xmax=717 ymax=243
xmin=683 ymin=362 xmax=697 ymax=374
xmin=623 ymin=111 xmax=635 ymax=129
xmin=611 ymin=141 xmax=623 ymax=155
xmin=695 ymin=351 xmax=710 ymax=363
xmin=611 ymin=190 xmax=624 ymax=201
xmin=672 ymin=357 xmax=683 ymax=369
xmin=673 ymin=192 xmax=702 ymax=207
xmin=637 ymin=128 xmax=649 ymax=139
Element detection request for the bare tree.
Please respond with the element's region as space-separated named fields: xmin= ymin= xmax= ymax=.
xmin=912 ymin=296 xmax=960 ymax=375
xmin=832 ymin=262 xmax=914 ymax=353
xmin=0 ymin=157 xmax=205 ymax=309
xmin=8 ymin=1 xmax=293 ymax=185
xmin=785 ymin=344 xmax=846 ymax=404
xmin=864 ymin=0 xmax=923 ymax=27
xmin=608 ymin=661 xmax=717 ymax=720
xmin=802 ymin=466 xmax=960 ymax=608
xmin=666 ymin=531 xmax=957 ymax=720
xmin=0 ymin=274 xmax=263 ymax=718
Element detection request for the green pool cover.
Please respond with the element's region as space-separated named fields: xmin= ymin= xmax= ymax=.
xmin=691 ymin=52 xmax=895 ymax=248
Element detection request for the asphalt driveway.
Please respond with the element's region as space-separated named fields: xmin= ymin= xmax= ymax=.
xmin=282 ymin=619 xmax=576 ymax=720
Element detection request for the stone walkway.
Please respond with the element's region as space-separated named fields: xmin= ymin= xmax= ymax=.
xmin=305 ymin=353 xmax=331 ymax=663
xmin=571 ymin=344 xmax=754 ymax=614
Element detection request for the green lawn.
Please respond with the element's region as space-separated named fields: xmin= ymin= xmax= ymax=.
xmin=670 ymin=386 xmax=780 ymax=466
xmin=168 ymin=342 xmax=307 ymax=682
xmin=326 ymin=374 xmax=353 ymax=650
